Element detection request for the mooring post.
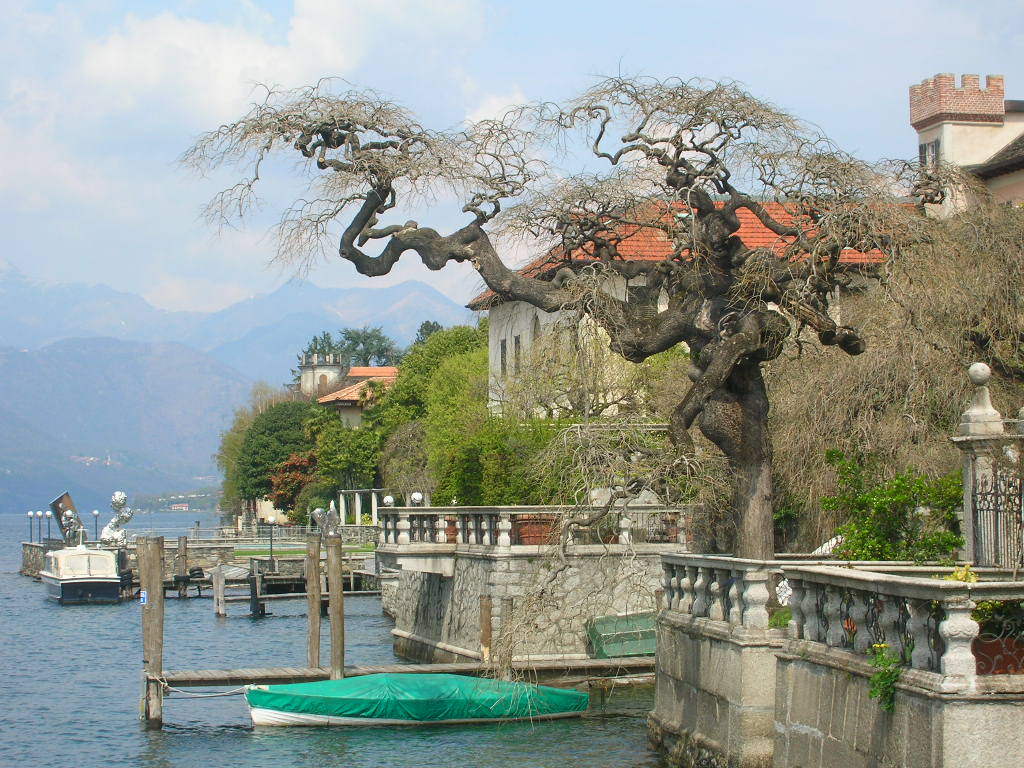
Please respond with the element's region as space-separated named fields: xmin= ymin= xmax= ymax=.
xmin=175 ymin=536 xmax=188 ymax=598
xmin=212 ymin=567 xmax=226 ymax=616
xmin=249 ymin=572 xmax=265 ymax=617
xmin=479 ymin=595 xmax=493 ymax=661
xmin=306 ymin=535 xmax=322 ymax=669
xmin=327 ymin=533 xmax=345 ymax=679
xmin=139 ymin=536 xmax=165 ymax=729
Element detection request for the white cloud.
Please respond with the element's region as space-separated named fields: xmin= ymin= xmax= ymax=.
xmin=465 ymin=87 xmax=528 ymax=124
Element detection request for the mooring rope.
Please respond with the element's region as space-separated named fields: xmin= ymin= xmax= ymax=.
xmin=163 ymin=685 xmax=249 ymax=699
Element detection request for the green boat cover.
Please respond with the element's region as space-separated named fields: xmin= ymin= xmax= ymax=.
xmin=246 ymin=673 xmax=589 ymax=722
xmin=585 ymin=612 xmax=656 ymax=658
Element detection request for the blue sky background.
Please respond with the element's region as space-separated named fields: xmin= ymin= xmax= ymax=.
xmin=3 ymin=0 xmax=1023 ymax=312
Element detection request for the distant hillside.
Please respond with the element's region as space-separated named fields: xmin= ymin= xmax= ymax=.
xmin=0 ymin=339 xmax=251 ymax=512
xmin=0 ymin=269 xmax=473 ymax=384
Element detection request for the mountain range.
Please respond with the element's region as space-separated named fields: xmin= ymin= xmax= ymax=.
xmin=0 ymin=268 xmax=474 ymax=512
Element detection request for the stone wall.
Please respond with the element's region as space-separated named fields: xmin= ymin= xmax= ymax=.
xmin=649 ymin=612 xmax=784 ymax=768
xmin=774 ymin=642 xmax=1024 ymax=768
xmin=387 ymin=545 xmax=671 ymax=663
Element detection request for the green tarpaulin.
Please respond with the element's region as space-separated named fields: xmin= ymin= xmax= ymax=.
xmin=246 ymin=673 xmax=589 ymax=722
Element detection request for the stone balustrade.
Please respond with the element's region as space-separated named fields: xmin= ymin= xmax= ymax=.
xmin=784 ymin=564 xmax=1024 ymax=685
xmin=378 ymin=504 xmax=689 ymax=549
xmin=661 ymin=552 xmax=777 ymax=628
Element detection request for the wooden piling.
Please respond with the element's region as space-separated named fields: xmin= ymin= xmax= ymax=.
xmin=249 ymin=572 xmax=266 ymax=616
xmin=139 ymin=536 xmax=165 ymax=728
xmin=326 ymin=534 xmax=344 ymax=679
xmin=306 ymin=536 xmax=321 ymax=669
xmin=212 ymin=567 xmax=226 ymax=616
xmin=175 ymin=536 xmax=188 ymax=598
xmin=479 ymin=595 xmax=492 ymax=661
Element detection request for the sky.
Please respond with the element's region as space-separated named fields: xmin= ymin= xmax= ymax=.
xmin=2 ymin=0 xmax=1023 ymax=312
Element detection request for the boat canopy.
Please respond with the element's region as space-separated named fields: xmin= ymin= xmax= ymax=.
xmin=246 ymin=673 xmax=589 ymax=722
xmin=44 ymin=547 xmax=118 ymax=579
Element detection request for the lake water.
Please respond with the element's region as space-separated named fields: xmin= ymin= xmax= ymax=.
xmin=0 ymin=510 xmax=664 ymax=768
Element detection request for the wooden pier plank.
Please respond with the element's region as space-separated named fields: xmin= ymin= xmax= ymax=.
xmin=159 ymin=657 xmax=655 ymax=688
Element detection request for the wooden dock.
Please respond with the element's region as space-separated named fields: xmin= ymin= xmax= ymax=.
xmin=159 ymin=658 xmax=656 ymax=688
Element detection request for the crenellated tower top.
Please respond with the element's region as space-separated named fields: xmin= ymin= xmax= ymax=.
xmin=910 ymin=73 xmax=1005 ymax=131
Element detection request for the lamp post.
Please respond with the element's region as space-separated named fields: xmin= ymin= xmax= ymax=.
xmin=27 ymin=511 xmax=33 ymax=542
xmin=92 ymin=509 xmax=100 ymax=542
xmin=45 ymin=510 xmax=52 ymax=540
xmin=267 ymin=515 xmax=276 ymax=567
xmin=35 ymin=511 xmax=43 ymax=542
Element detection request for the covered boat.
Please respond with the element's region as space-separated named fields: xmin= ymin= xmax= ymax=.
xmin=246 ymin=673 xmax=589 ymax=726
xmin=39 ymin=545 xmax=121 ymax=604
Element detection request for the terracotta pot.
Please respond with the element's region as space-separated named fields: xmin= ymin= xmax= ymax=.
xmin=513 ymin=514 xmax=556 ymax=545
xmin=973 ymin=636 xmax=1024 ymax=674
xmin=445 ymin=517 xmax=458 ymax=544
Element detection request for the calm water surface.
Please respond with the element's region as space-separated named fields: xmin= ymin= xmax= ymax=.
xmin=0 ymin=510 xmax=663 ymax=768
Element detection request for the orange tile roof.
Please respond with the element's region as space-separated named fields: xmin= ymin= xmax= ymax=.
xmin=467 ymin=201 xmax=885 ymax=309
xmin=347 ymin=366 xmax=399 ymax=379
xmin=319 ymin=376 xmax=395 ymax=406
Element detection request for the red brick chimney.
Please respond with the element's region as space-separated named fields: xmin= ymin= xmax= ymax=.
xmin=909 ymin=73 xmax=1005 ymax=131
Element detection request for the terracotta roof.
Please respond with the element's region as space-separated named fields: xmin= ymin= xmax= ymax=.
xmin=319 ymin=375 xmax=395 ymax=406
xmin=347 ymin=366 xmax=399 ymax=379
xmin=467 ymin=201 xmax=884 ymax=309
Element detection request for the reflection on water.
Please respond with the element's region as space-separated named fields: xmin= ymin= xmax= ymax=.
xmin=1 ymin=511 xmax=664 ymax=768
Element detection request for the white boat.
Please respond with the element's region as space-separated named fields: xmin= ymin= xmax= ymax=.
xmin=39 ymin=545 xmax=122 ymax=604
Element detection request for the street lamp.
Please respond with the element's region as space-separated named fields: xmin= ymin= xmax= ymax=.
xmin=92 ymin=509 xmax=100 ymax=542
xmin=45 ymin=510 xmax=52 ymax=540
xmin=26 ymin=511 xmax=33 ymax=542
xmin=267 ymin=515 xmax=276 ymax=566
xmin=35 ymin=511 xmax=43 ymax=542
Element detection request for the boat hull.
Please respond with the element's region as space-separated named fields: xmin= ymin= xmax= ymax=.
xmin=41 ymin=574 xmax=121 ymax=604
xmin=249 ymin=706 xmax=585 ymax=727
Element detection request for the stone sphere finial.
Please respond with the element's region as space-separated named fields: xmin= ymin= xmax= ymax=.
xmin=968 ymin=362 xmax=992 ymax=386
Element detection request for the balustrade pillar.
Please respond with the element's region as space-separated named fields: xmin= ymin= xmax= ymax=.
xmin=435 ymin=514 xmax=447 ymax=544
xmin=482 ymin=515 xmax=493 ymax=546
xmin=879 ymin=595 xmax=905 ymax=659
xmin=455 ymin=516 xmax=464 ymax=544
xmin=396 ymin=512 xmax=411 ymax=546
xmin=789 ymin=578 xmax=805 ymax=638
xmin=823 ymin=585 xmax=845 ymax=647
xmin=727 ymin=572 xmax=743 ymax=625
xmin=939 ymin=596 xmax=980 ymax=685
xmin=907 ymin=597 xmax=933 ymax=670
xmin=618 ymin=514 xmax=632 ymax=545
xmin=664 ymin=563 xmax=678 ymax=610
xmin=691 ymin=566 xmax=709 ymax=617
xmin=708 ymin=571 xmax=724 ymax=621
xmin=849 ymin=590 xmax=872 ymax=654
xmin=680 ymin=565 xmax=697 ymax=614
xmin=742 ymin=571 xmax=771 ymax=629
xmin=496 ymin=513 xmax=512 ymax=549
xmin=801 ymin=583 xmax=821 ymax=642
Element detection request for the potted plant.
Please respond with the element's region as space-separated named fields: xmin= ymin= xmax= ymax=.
xmin=513 ymin=513 xmax=557 ymax=545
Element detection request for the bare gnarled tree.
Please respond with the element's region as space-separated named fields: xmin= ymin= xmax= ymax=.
xmin=186 ymin=76 xmax=937 ymax=558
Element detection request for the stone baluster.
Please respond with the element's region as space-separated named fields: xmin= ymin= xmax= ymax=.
xmin=801 ymin=583 xmax=821 ymax=642
xmin=708 ymin=571 xmax=724 ymax=621
xmin=728 ymin=570 xmax=743 ymax=625
xmin=691 ymin=565 xmax=709 ymax=617
xmin=435 ymin=514 xmax=447 ymax=544
xmin=907 ymin=597 xmax=933 ymax=670
xmin=742 ymin=570 xmax=771 ymax=629
xmin=481 ymin=515 xmax=493 ymax=546
xmin=938 ymin=596 xmax=980 ymax=689
xmin=789 ymin=577 xmax=805 ymax=638
xmin=466 ymin=515 xmax=477 ymax=545
xmin=878 ymin=594 xmax=905 ymax=659
xmin=396 ymin=511 xmax=411 ymax=546
xmin=680 ymin=565 xmax=697 ymax=614
xmin=823 ymin=585 xmax=845 ymax=648
xmin=378 ymin=515 xmax=388 ymax=546
xmin=848 ymin=588 xmax=873 ymax=654
xmin=663 ymin=563 xmax=678 ymax=610
xmin=456 ymin=516 xmax=464 ymax=545
xmin=496 ymin=512 xmax=512 ymax=549
xmin=618 ymin=514 xmax=632 ymax=545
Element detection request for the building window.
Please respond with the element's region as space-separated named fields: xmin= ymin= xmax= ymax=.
xmin=513 ymin=335 xmax=521 ymax=373
xmin=500 ymin=339 xmax=507 ymax=377
xmin=918 ymin=139 xmax=941 ymax=168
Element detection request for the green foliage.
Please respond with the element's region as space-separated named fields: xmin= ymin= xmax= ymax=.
xmin=292 ymin=326 xmax=403 ymax=381
xmin=768 ymin=606 xmax=792 ymax=629
xmin=216 ymin=406 xmax=255 ymax=514
xmin=306 ymin=409 xmax=380 ymax=490
xmin=414 ymin=320 xmax=444 ymax=346
xmin=823 ymin=451 xmax=963 ymax=562
xmin=867 ymin=643 xmax=902 ymax=713
xmin=292 ymin=480 xmax=337 ymax=525
xmin=236 ymin=400 xmax=317 ymax=500
xmin=363 ymin=324 xmax=487 ymax=439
